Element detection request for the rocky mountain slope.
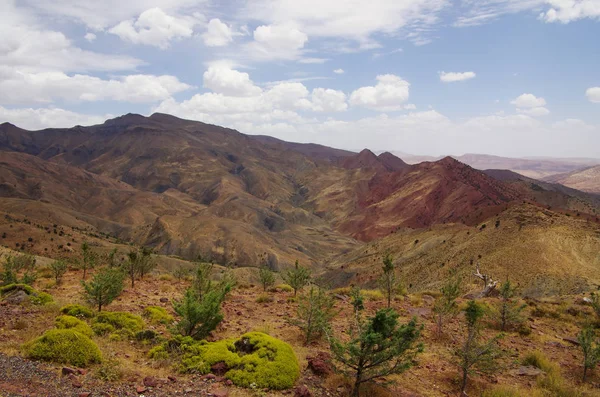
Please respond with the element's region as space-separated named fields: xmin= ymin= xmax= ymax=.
xmin=544 ymin=165 xmax=600 ymax=194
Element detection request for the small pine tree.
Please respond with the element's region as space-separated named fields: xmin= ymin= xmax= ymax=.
xmin=173 ymin=282 xmax=232 ymax=340
xmin=50 ymin=260 xmax=68 ymax=285
xmin=258 ymin=265 xmax=275 ymax=292
xmin=81 ymin=242 xmax=97 ymax=280
xmin=1 ymin=255 xmax=37 ymax=286
xmin=578 ymin=326 xmax=600 ymax=382
xmin=82 ymin=267 xmax=125 ymax=312
xmin=457 ymin=300 xmax=503 ymax=393
xmin=330 ymin=304 xmax=423 ymax=397
xmin=589 ymin=293 xmax=600 ymax=322
xmin=378 ymin=254 xmax=399 ymax=308
xmin=193 ymin=261 xmax=214 ymax=300
xmin=106 ymin=248 xmax=118 ymax=268
xmin=292 ymin=286 xmax=337 ymax=345
xmin=495 ymin=280 xmax=526 ymax=332
xmin=124 ymin=247 xmax=154 ymax=288
xmin=283 ymin=260 xmax=311 ymax=296
xmin=0 ymin=256 xmax=18 ymax=286
xmin=433 ymin=274 xmax=461 ymax=336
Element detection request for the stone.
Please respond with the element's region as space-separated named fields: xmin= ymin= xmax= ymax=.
xmin=294 ymin=385 xmax=311 ymax=397
xmin=211 ymin=362 xmax=228 ymax=376
xmin=563 ymin=336 xmax=580 ymax=345
xmin=211 ymin=388 xmax=229 ymax=397
xmin=4 ymin=290 xmax=28 ymax=305
xmin=71 ymin=377 xmax=83 ymax=388
xmin=202 ymin=373 xmax=216 ymax=381
xmin=168 ymin=375 xmax=177 ymax=382
xmin=143 ymin=376 xmax=159 ymax=387
xmin=62 ymin=367 xmax=77 ymax=376
xmin=78 ymin=393 xmax=91 ymax=397
xmin=160 ymin=297 xmax=169 ymax=303
xmin=516 ymin=366 xmax=544 ymax=377
xmin=421 ymin=294 xmax=435 ymax=305
xmin=77 ymin=368 xmax=87 ymax=375
xmin=307 ymin=352 xmax=333 ymax=376
xmin=136 ymin=386 xmax=147 ymax=394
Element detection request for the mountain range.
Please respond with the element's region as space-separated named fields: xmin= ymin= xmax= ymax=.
xmin=1 ymin=113 xmax=599 ymax=293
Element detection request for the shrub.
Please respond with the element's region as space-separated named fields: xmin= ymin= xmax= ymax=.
xmin=522 ymin=350 xmax=558 ymax=374
xmin=179 ymin=332 xmax=300 ymax=389
xmin=92 ymin=322 xmax=115 ymax=336
xmin=22 ymin=329 xmax=102 ymax=367
xmin=95 ymin=358 xmax=122 ymax=381
xmin=49 ymin=260 xmax=68 ymax=285
xmin=292 ymin=286 xmax=337 ymax=345
xmin=174 ymin=285 xmax=231 ymax=340
xmin=108 ymin=328 xmax=135 ymax=341
xmin=282 ymin=260 xmax=310 ymax=296
xmin=135 ymin=329 xmax=158 ymax=341
xmin=256 ymin=293 xmax=273 ymax=303
xmin=60 ymin=304 xmax=94 ymax=318
xmin=258 ymin=265 xmax=275 ymax=292
xmin=55 ymin=315 xmax=93 ymax=337
xmin=378 ymin=254 xmax=399 ymax=308
xmin=275 ymin=284 xmax=293 ymax=293
xmin=362 ymin=289 xmax=385 ymax=301
xmin=0 ymin=283 xmax=53 ymax=305
xmin=143 ymin=306 xmax=174 ymax=325
xmin=82 ymin=267 xmax=124 ymax=311
xmin=492 ymin=280 xmax=527 ymax=332
xmin=93 ymin=311 xmax=144 ymax=333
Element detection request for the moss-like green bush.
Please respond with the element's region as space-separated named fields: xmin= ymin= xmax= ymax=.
xmin=177 ymin=332 xmax=299 ymax=389
xmin=108 ymin=329 xmax=135 ymax=342
xmin=143 ymin=306 xmax=173 ymax=325
xmin=60 ymin=304 xmax=94 ymax=318
xmin=22 ymin=329 xmax=102 ymax=367
xmin=93 ymin=311 xmax=144 ymax=333
xmin=135 ymin=329 xmax=158 ymax=341
xmin=275 ymin=284 xmax=293 ymax=293
xmin=92 ymin=322 xmax=115 ymax=336
xmin=0 ymin=283 xmax=53 ymax=305
xmin=55 ymin=315 xmax=93 ymax=337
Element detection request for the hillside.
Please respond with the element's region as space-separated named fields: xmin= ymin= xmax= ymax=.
xmin=544 ymin=165 xmax=600 ymax=194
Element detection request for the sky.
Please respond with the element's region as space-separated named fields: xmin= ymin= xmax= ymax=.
xmin=1 ymin=0 xmax=600 ymax=158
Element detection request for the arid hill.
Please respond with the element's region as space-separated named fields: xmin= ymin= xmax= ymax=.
xmin=544 ymin=165 xmax=600 ymax=194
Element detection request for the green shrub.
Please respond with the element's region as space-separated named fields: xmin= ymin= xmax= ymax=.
xmin=135 ymin=329 xmax=158 ymax=341
xmin=0 ymin=283 xmax=53 ymax=305
xmin=481 ymin=386 xmax=530 ymax=397
xmin=108 ymin=329 xmax=135 ymax=342
xmin=256 ymin=293 xmax=273 ymax=303
xmin=143 ymin=306 xmax=173 ymax=325
xmin=522 ymin=350 xmax=558 ymax=374
xmin=60 ymin=304 xmax=94 ymax=318
xmin=92 ymin=322 xmax=115 ymax=336
xmin=275 ymin=284 xmax=293 ymax=293
xmin=177 ymin=332 xmax=299 ymax=389
xmin=95 ymin=358 xmax=122 ymax=381
xmin=55 ymin=315 xmax=93 ymax=337
xmin=93 ymin=311 xmax=144 ymax=333
xmin=22 ymin=329 xmax=102 ymax=367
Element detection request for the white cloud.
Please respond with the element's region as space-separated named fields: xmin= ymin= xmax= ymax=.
xmin=0 ymin=2 xmax=141 ymax=73
xmin=517 ymin=106 xmax=550 ymax=117
xmin=298 ymin=58 xmax=329 ymax=64
xmin=22 ymin=0 xmax=206 ymax=30
xmin=454 ymin=0 xmax=546 ymax=27
xmin=202 ymin=18 xmax=233 ymax=47
xmin=310 ymin=88 xmax=348 ymax=112
xmin=84 ymin=32 xmax=96 ymax=42
xmin=0 ymin=105 xmax=109 ymax=130
xmin=349 ymin=74 xmax=410 ymax=111
xmin=242 ymin=0 xmax=448 ymax=44
xmin=511 ymin=93 xmax=547 ymax=108
xmin=439 ymin=71 xmax=476 ymax=82
xmin=333 ymin=69 xmax=345 ymax=74
xmin=109 ymin=8 xmax=201 ymax=49
xmin=541 ymin=0 xmax=600 ymax=23
xmin=202 ymin=67 xmax=262 ymax=97
xmin=586 ymin=87 xmax=600 ymax=103
xmin=0 ymin=69 xmax=192 ymax=104
xmin=245 ymin=23 xmax=308 ymax=61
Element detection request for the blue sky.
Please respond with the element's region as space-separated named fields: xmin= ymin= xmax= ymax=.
xmin=1 ymin=0 xmax=599 ymax=157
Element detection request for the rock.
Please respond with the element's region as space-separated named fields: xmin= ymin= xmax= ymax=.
xmin=71 ymin=377 xmax=83 ymax=388
xmin=143 ymin=376 xmax=159 ymax=387
xmin=516 ymin=366 xmax=544 ymax=377
xmin=563 ymin=336 xmax=580 ymax=345
xmin=77 ymin=368 xmax=87 ymax=375
xmin=211 ymin=361 xmax=229 ymax=376
xmin=78 ymin=393 xmax=91 ymax=397
xmin=62 ymin=367 xmax=77 ymax=376
xmin=225 ymin=379 xmax=233 ymax=386
xmin=307 ymin=352 xmax=333 ymax=376
xmin=168 ymin=375 xmax=177 ymax=382
xmin=407 ymin=307 xmax=431 ymax=319
xmin=294 ymin=385 xmax=312 ymax=397
xmin=160 ymin=297 xmax=169 ymax=303
xmin=421 ymin=294 xmax=435 ymax=305
xmin=3 ymin=290 xmax=28 ymax=305
xmin=211 ymin=388 xmax=229 ymax=397
xmin=202 ymin=373 xmax=217 ymax=381
xmin=136 ymin=386 xmax=147 ymax=394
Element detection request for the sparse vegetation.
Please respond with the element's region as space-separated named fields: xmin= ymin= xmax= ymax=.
xmin=282 ymin=260 xmax=311 ymax=296
xmin=82 ymin=267 xmax=125 ymax=311
xmin=22 ymin=329 xmax=102 ymax=367
xmin=80 ymin=241 xmax=97 ymax=280
xmin=577 ymin=326 xmax=600 ymax=382
xmin=60 ymin=304 xmax=95 ymax=318
xmin=49 ymin=260 xmax=67 ymax=285
xmin=493 ymin=280 xmax=527 ymax=332
xmin=378 ymin=253 xmax=399 ymax=308
xmin=143 ymin=306 xmax=174 ymax=325
xmin=258 ymin=265 xmax=275 ymax=292
xmin=292 ymin=286 xmax=337 ymax=345
xmin=433 ymin=272 xmax=461 ymax=336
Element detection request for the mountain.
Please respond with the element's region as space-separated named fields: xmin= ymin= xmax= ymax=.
xmin=543 ymin=165 xmax=600 ymax=194
xmin=1 ymin=113 xmax=599 ymax=288
xmin=391 ymin=151 xmax=600 ymax=179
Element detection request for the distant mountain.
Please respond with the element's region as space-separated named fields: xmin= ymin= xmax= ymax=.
xmin=543 ymin=165 xmax=600 ymax=194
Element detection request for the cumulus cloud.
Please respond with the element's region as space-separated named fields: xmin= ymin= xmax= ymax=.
xmin=310 ymin=88 xmax=348 ymax=112
xmin=511 ymin=93 xmax=547 ymax=108
xmin=586 ymin=87 xmax=600 ymax=103
xmin=349 ymin=74 xmax=410 ymax=111
xmin=0 ymin=69 xmax=192 ymax=104
xmin=0 ymin=105 xmax=110 ymax=130
xmin=517 ymin=106 xmax=550 ymax=117
xmin=333 ymin=69 xmax=345 ymax=74
xmin=84 ymin=32 xmax=96 ymax=42
xmin=109 ymin=7 xmax=201 ymax=49
xmin=439 ymin=71 xmax=476 ymax=82
xmin=202 ymin=67 xmax=262 ymax=97
xmin=245 ymin=23 xmax=309 ymax=61
xmin=541 ymin=0 xmax=600 ymax=23
xmin=202 ymin=18 xmax=234 ymax=47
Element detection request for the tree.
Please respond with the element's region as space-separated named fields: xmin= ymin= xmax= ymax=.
xmin=50 ymin=260 xmax=68 ymax=285
xmin=82 ymin=267 xmax=125 ymax=312
xmin=125 ymin=247 xmax=155 ymax=288
xmin=578 ymin=326 xmax=600 ymax=382
xmin=589 ymin=292 xmax=600 ymax=323
xmin=1 ymin=255 xmax=37 ymax=286
xmin=81 ymin=242 xmax=97 ymax=280
xmin=292 ymin=286 xmax=337 ymax=345
xmin=494 ymin=280 xmax=526 ymax=332
xmin=378 ymin=254 xmax=399 ymax=308
xmin=283 ymin=260 xmax=311 ymax=296
xmin=173 ymin=282 xmax=232 ymax=340
xmin=106 ymin=248 xmax=118 ymax=268
xmin=258 ymin=265 xmax=275 ymax=292
xmin=457 ymin=300 xmax=503 ymax=393
xmin=330 ymin=305 xmax=423 ymax=397
xmin=433 ymin=274 xmax=461 ymax=336
xmin=193 ymin=262 xmax=214 ymax=300
xmin=473 ymin=263 xmax=498 ymax=297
